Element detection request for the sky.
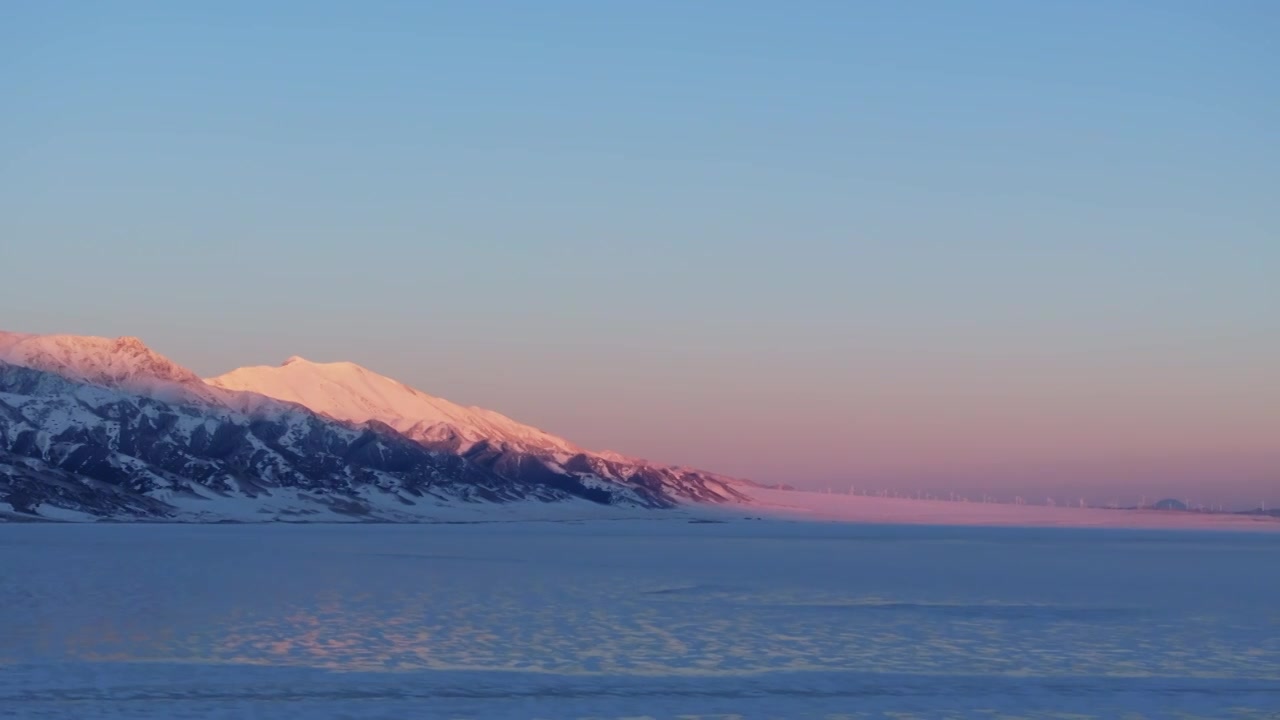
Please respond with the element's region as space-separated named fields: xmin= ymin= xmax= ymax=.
xmin=2 ymin=1 xmax=1277 ymax=507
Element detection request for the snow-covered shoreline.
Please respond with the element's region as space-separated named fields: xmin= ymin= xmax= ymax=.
xmin=8 ymin=485 xmax=1279 ymax=532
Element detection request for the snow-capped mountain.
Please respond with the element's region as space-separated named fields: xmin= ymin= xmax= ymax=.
xmin=0 ymin=331 xmax=287 ymax=416
xmin=208 ymin=357 xmax=752 ymax=505
xmin=208 ymin=357 xmax=580 ymax=455
xmin=0 ymin=332 xmax=215 ymax=404
xmin=0 ymin=330 xmax=753 ymax=521
xmin=0 ymin=360 xmax=571 ymax=520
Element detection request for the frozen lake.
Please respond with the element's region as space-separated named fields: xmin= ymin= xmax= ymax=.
xmin=1 ymin=519 xmax=1277 ymax=719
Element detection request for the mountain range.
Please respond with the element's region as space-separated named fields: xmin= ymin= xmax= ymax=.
xmin=0 ymin=330 xmax=755 ymax=521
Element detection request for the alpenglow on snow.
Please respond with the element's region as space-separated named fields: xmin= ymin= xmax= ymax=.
xmin=0 ymin=330 xmax=754 ymax=521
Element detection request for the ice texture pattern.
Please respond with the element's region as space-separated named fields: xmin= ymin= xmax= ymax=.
xmin=1 ymin=520 xmax=1277 ymax=719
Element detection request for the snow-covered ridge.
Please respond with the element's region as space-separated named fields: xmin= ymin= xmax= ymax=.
xmin=206 ymin=355 xmax=755 ymax=503
xmin=0 ymin=332 xmax=320 ymax=419
xmin=0 ymin=331 xmax=212 ymax=404
xmin=0 ymin=358 xmax=585 ymax=521
xmin=207 ymin=357 xmax=580 ymax=456
xmin=0 ymin=329 xmax=753 ymax=520
xmin=2 ymin=329 xmax=1275 ymax=530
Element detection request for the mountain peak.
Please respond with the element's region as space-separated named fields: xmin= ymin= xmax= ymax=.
xmin=206 ymin=356 xmax=753 ymax=504
xmin=208 ymin=357 xmax=582 ymax=455
xmin=2 ymin=328 xmax=755 ymax=516
xmin=0 ymin=330 xmax=208 ymax=400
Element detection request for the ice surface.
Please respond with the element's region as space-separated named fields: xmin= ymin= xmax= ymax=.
xmin=1 ymin=520 xmax=1277 ymax=719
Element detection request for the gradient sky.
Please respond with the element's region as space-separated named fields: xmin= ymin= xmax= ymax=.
xmin=2 ymin=1 xmax=1277 ymax=507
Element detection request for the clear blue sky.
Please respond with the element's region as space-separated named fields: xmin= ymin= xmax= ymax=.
xmin=2 ymin=1 xmax=1277 ymax=506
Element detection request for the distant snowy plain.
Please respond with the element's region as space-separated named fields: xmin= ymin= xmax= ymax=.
xmin=2 ymin=518 xmax=1278 ymax=719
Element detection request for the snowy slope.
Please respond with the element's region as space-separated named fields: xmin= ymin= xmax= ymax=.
xmin=0 ymin=332 xmax=218 ymax=405
xmin=207 ymin=358 xmax=754 ymax=504
xmin=0 ymin=359 xmax=615 ymax=521
xmin=0 ymin=332 xmax=311 ymax=418
xmin=208 ymin=357 xmax=579 ymax=454
xmin=0 ymin=330 xmax=757 ymax=519
xmin=2 ymin=329 xmax=1274 ymax=529
xmin=0 ymin=330 xmax=749 ymax=508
